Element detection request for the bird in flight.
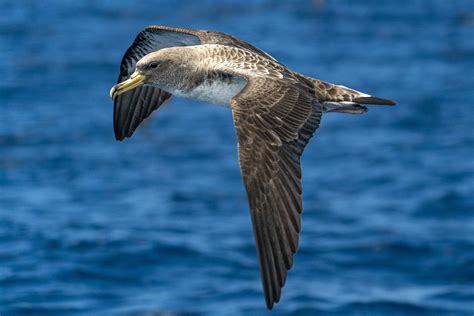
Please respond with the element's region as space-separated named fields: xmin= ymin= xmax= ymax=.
xmin=110 ymin=25 xmax=395 ymax=309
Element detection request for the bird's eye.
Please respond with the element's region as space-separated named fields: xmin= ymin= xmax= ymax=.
xmin=149 ymin=62 xmax=159 ymax=69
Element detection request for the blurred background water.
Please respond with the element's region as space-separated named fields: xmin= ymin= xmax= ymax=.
xmin=1 ymin=0 xmax=474 ymax=315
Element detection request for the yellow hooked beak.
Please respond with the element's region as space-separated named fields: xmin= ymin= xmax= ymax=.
xmin=109 ymin=72 xmax=145 ymax=100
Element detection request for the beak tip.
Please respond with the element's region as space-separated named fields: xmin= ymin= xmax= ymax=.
xmin=109 ymin=86 xmax=117 ymax=100
xmin=109 ymin=74 xmax=145 ymax=101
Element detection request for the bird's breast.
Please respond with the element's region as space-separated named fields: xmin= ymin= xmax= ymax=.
xmin=172 ymin=75 xmax=247 ymax=106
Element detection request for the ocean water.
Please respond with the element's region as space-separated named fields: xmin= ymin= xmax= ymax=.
xmin=1 ymin=0 xmax=473 ymax=315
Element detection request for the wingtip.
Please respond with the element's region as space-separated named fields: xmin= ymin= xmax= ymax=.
xmin=266 ymin=301 xmax=275 ymax=310
xmin=113 ymin=123 xmax=124 ymax=141
xmin=113 ymin=117 xmax=126 ymax=141
xmin=265 ymin=291 xmax=282 ymax=310
xmin=114 ymin=126 xmax=129 ymax=141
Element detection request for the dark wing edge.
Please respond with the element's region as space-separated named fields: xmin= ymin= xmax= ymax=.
xmin=113 ymin=25 xmax=279 ymax=141
xmin=113 ymin=86 xmax=172 ymax=140
xmin=231 ymin=77 xmax=322 ymax=309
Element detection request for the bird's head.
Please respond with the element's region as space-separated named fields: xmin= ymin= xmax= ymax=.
xmin=110 ymin=48 xmax=187 ymax=100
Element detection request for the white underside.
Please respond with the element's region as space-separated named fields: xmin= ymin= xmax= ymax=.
xmin=171 ymin=78 xmax=247 ymax=106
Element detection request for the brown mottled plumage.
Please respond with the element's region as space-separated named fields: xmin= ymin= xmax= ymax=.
xmin=110 ymin=26 xmax=395 ymax=310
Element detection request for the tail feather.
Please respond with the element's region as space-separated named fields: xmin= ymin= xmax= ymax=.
xmin=353 ymin=96 xmax=396 ymax=106
xmin=298 ymin=75 xmax=396 ymax=114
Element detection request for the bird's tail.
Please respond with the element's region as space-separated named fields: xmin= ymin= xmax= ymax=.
xmin=300 ymin=75 xmax=396 ymax=114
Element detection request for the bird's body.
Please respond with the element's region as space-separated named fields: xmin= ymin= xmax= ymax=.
xmin=127 ymin=44 xmax=304 ymax=106
xmin=173 ymin=69 xmax=246 ymax=105
xmin=109 ymin=26 xmax=396 ymax=310
xmin=157 ymin=46 xmax=248 ymax=105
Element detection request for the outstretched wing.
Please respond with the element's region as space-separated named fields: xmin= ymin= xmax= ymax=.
xmin=231 ymin=76 xmax=322 ymax=309
xmin=114 ymin=26 xmax=277 ymax=140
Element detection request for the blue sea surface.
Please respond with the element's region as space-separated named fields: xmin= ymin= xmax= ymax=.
xmin=1 ymin=0 xmax=474 ymax=315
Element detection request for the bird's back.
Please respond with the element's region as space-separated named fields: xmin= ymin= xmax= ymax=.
xmin=190 ymin=44 xmax=395 ymax=111
xmin=162 ymin=44 xmax=308 ymax=105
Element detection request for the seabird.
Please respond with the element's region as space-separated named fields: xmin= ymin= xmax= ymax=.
xmin=109 ymin=26 xmax=395 ymax=309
